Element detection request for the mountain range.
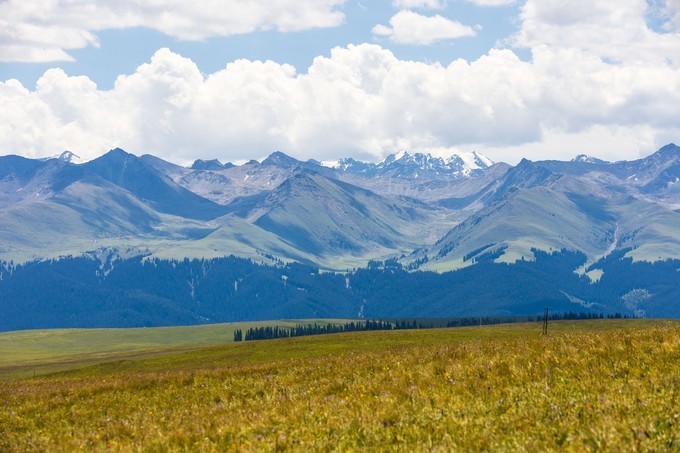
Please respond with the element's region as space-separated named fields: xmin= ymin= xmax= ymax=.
xmin=1 ymin=144 xmax=680 ymax=328
xmin=2 ymin=144 xmax=680 ymax=271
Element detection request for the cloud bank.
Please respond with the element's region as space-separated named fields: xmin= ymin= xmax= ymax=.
xmin=0 ymin=0 xmax=679 ymax=164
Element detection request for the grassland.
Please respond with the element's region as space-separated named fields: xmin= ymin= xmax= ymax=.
xmin=0 ymin=319 xmax=358 ymax=380
xmin=0 ymin=319 xmax=678 ymax=451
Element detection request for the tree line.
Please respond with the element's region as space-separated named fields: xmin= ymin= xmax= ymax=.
xmin=233 ymin=312 xmax=639 ymax=342
xmin=235 ymin=319 xmax=399 ymax=342
xmin=546 ymin=311 xmax=635 ymax=320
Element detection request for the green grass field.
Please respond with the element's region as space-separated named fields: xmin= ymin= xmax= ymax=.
xmin=0 ymin=319 xmax=355 ymax=380
xmin=0 ymin=319 xmax=678 ymax=451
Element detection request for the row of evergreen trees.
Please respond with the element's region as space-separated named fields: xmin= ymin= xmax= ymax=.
xmin=547 ymin=311 xmax=635 ymax=320
xmin=235 ymin=320 xmax=395 ymax=342
xmin=445 ymin=312 xmax=637 ymax=328
xmin=234 ymin=312 xmax=640 ymax=342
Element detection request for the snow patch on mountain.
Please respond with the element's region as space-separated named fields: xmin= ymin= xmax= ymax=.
xmin=40 ymin=151 xmax=85 ymax=164
xmin=320 ymin=160 xmax=342 ymax=169
xmin=572 ymin=154 xmax=609 ymax=164
xmin=319 ymin=150 xmax=493 ymax=178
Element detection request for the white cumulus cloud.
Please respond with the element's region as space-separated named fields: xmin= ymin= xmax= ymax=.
xmin=372 ymin=10 xmax=477 ymax=45
xmin=1 ymin=41 xmax=679 ymax=165
xmin=510 ymin=0 xmax=680 ymax=66
xmin=0 ymin=0 xmax=346 ymax=62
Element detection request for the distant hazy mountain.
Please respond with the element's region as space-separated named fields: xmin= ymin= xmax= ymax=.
xmin=1 ymin=144 xmax=680 ymax=271
xmin=190 ymin=159 xmax=234 ymax=171
xmin=245 ymin=170 xmax=427 ymax=261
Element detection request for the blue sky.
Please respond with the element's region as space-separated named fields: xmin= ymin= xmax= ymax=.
xmin=1 ymin=2 xmax=522 ymax=90
xmin=0 ymin=0 xmax=679 ymax=165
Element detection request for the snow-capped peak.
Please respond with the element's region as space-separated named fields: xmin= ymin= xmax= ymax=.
xmin=371 ymin=150 xmax=493 ymax=179
xmin=472 ymin=151 xmax=494 ymax=168
xmin=571 ymin=154 xmax=608 ymax=164
xmin=43 ymin=151 xmax=84 ymax=164
xmin=573 ymin=154 xmax=592 ymax=163
xmin=393 ymin=150 xmax=410 ymax=161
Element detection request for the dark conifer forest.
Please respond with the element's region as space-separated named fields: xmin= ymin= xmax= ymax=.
xmin=1 ymin=248 xmax=677 ymax=331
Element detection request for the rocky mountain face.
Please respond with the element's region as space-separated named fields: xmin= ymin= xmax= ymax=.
xmin=1 ymin=144 xmax=680 ymax=272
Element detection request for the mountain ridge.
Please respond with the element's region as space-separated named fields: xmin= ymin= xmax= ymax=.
xmin=1 ymin=144 xmax=680 ymax=271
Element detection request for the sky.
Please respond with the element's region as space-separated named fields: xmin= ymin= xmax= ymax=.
xmin=0 ymin=0 xmax=679 ymax=165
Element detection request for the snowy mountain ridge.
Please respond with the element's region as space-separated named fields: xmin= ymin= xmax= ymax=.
xmin=321 ymin=150 xmax=493 ymax=179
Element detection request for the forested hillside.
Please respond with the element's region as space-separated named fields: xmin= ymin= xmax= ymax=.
xmin=2 ymin=250 xmax=677 ymax=331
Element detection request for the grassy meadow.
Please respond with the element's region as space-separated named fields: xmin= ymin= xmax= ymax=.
xmin=0 ymin=319 xmax=354 ymax=380
xmin=0 ymin=319 xmax=678 ymax=451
